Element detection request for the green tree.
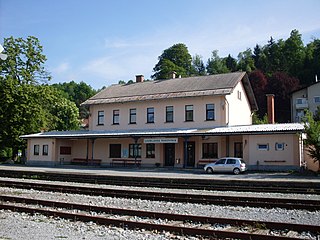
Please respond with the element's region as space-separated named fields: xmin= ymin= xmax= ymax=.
xmin=0 ymin=36 xmax=79 ymax=159
xmin=252 ymin=112 xmax=268 ymax=124
xmin=152 ymin=43 xmax=192 ymax=79
xmin=303 ymin=108 xmax=320 ymax=172
xmin=225 ymin=54 xmax=237 ymax=72
xmin=51 ymin=81 xmax=96 ymax=118
xmin=191 ymin=54 xmax=206 ymax=76
xmin=0 ymin=77 xmax=46 ymax=157
xmin=283 ymin=29 xmax=306 ymax=78
xmin=0 ymin=36 xmax=50 ymax=84
xmin=237 ymin=48 xmax=255 ymax=72
xmin=206 ymin=50 xmax=229 ymax=75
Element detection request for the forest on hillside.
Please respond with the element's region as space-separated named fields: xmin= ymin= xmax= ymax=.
xmin=151 ymin=29 xmax=320 ymax=123
xmin=0 ymin=29 xmax=319 ymax=158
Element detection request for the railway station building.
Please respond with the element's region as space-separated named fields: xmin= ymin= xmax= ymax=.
xmin=21 ymin=72 xmax=305 ymax=171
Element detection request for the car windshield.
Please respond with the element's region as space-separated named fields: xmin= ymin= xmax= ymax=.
xmin=240 ymin=159 xmax=245 ymax=164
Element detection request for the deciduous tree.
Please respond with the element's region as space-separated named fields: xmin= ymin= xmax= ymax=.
xmin=0 ymin=36 xmax=79 ymax=160
xmin=152 ymin=43 xmax=192 ymax=79
xmin=206 ymin=50 xmax=229 ymax=75
xmin=303 ymin=108 xmax=320 ymax=172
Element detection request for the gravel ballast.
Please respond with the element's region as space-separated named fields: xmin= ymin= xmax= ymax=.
xmin=0 ymin=178 xmax=319 ymax=239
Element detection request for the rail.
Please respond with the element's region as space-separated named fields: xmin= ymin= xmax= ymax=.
xmin=0 ymin=195 xmax=319 ymax=239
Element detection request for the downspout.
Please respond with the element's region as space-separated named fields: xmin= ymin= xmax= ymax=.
xmin=225 ymin=98 xmax=229 ymax=126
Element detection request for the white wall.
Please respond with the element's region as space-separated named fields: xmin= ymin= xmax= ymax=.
xmin=88 ymin=95 xmax=231 ymax=131
xmin=226 ymin=81 xmax=252 ymax=126
xmin=26 ymin=138 xmax=56 ymax=166
xmin=243 ymin=133 xmax=301 ymax=170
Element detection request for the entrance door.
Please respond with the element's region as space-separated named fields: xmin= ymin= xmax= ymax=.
xmin=186 ymin=142 xmax=195 ymax=167
xmin=234 ymin=142 xmax=243 ymax=158
xmin=164 ymin=143 xmax=175 ymax=166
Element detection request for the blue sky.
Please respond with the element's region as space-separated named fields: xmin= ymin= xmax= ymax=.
xmin=1 ymin=0 xmax=320 ymax=89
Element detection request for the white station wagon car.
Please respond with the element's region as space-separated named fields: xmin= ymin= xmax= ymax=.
xmin=204 ymin=157 xmax=247 ymax=175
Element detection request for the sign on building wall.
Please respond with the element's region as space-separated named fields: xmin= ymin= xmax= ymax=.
xmin=144 ymin=138 xmax=178 ymax=144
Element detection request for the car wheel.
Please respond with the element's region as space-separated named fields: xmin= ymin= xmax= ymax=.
xmin=233 ymin=168 xmax=240 ymax=175
xmin=206 ymin=167 xmax=213 ymax=174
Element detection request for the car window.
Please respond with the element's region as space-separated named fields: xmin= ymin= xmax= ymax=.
xmin=240 ymin=159 xmax=245 ymax=164
xmin=226 ymin=159 xmax=236 ymax=164
xmin=215 ymin=159 xmax=226 ymax=164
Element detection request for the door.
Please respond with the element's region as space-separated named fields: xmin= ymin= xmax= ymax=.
xmin=186 ymin=142 xmax=195 ymax=167
xmin=164 ymin=143 xmax=175 ymax=166
xmin=214 ymin=158 xmax=227 ymax=172
xmin=234 ymin=142 xmax=243 ymax=158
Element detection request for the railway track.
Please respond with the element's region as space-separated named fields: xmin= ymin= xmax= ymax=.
xmin=0 ymin=179 xmax=320 ymax=211
xmin=0 ymin=194 xmax=319 ymax=239
xmin=0 ymin=169 xmax=319 ymax=194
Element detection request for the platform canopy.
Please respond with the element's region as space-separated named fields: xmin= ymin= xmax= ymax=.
xmin=20 ymin=123 xmax=304 ymax=139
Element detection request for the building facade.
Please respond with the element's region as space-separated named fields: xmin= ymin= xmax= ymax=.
xmin=291 ymin=80 xmax=320 ymax=122
xmin=22 ymin=72 xmax=305 ymax=171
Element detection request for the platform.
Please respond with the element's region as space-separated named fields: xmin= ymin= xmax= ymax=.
xmin=0 ymin=165 xmax=319 ymax=184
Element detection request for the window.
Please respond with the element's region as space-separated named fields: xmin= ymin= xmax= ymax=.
xmin=60 ymin=146 xmax=71 ymax=155
xmin=147 ymin=107 xmax=154 ymax=123
xmin=314 ymin=96 xmax=320 ymax=103
xmin=42 ymin=145 xmax=48 ymax=155
xmin=146 ymin=143 xmax=155 ymax=158
xmin=98 ymin=111 xmax=104 ymax=125
xmin=226 ymin=159 xmax=236 ymax=164
xmin=113 ymin=110 xmax=119 ymax=125
xmin=257 ymin=144 xmax=269 ymax=151
xmin=202 ymin=143 xmax=218 ymax=158
xmin=129 ymin=109 xmax=136 ymax=124
xmin=296 ymin=98 xmax=304 ymax=104
xmin=237 ymin=90 xmax=242 ymax=100
xmin=275 ymin=142 xmax=285 ymax=151
xmin=185 ymin=105 xmax=193 ymax=121
xmin=206 ymin=104 xmax=215 ymax=121
xmin=166 ymin=106 xmax=174 ymax=123
xmin=215 ymin=158 xmax=226 ymax=164
xmin=110 ymin=144 xmax=121 ymax=158
xmin=34 ymin=145 xmax=39 ymax=155
xmin=129 ymin=144 xmax=141 ymax=158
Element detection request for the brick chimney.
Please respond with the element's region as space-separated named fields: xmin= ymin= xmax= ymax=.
xmin=135 ymin=75 xmax=144 ymax=83
xmin=266 ymin=94 xmax=275 ymax=124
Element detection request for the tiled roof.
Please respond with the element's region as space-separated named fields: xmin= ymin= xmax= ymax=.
xmin=82 ymin=72 xmax=257 ymax=110
xmin=21 ymin=123 xmax=304 ymax=139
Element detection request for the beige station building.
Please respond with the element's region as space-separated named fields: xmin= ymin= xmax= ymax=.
xmin=21 ymin=72 xmax=305 ymax=171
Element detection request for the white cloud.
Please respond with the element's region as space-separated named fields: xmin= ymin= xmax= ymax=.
xmin=51 ymin=62 xmax=70 ymax=74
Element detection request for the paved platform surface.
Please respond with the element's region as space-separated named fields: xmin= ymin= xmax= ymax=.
xmin=0 ymin=165 xmax=319 ymax=183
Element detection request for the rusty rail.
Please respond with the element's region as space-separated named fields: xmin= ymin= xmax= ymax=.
xmin=0 ymin=179 xmax=319 ymax=211
xmin=0 ymin=195 xmax=319 ymax=239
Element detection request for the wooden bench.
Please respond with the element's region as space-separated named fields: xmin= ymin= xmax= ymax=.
xmin=111 ymin=158 xmax=141 ymax=167
xmin=71 ymin=158 xmax=101 ymax=166
xmin=197 ymin=159 xmax=217 ymax=168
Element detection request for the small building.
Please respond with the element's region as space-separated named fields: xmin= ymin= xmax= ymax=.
xmin=291 ymin=79 xmax=320 ymax=122
xmin=21 ymin=72 xmax=305 ymax=171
